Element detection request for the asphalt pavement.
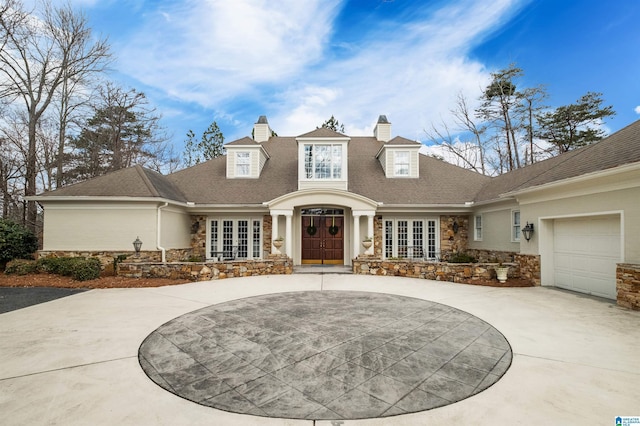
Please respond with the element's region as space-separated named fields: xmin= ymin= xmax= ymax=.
xmin=0 ymin=287 xmax=87 ymax=314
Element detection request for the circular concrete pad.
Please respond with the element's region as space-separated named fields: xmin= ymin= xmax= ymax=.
xmin=139 ymin=291 xmax=511 ymax=420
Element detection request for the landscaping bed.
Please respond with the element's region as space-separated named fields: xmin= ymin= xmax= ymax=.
xmin=0 ymin=272 xmax=190 ymax=289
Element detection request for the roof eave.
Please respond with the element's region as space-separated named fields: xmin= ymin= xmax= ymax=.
xmin=501 ymin=161 xmax=640 ymax=198
xmin=27 ymin=195 xmax=189 ymax=206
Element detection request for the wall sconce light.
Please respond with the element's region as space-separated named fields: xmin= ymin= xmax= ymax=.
xmin=522 ymin=222 xmax=534 ymax=242
xmin=133 ymin=236 xmax=142 ymax=257
xmin=191 ymin=221 xmax=200 ymax=234
xmin=452 ymin=221 xmax=459 ymax=234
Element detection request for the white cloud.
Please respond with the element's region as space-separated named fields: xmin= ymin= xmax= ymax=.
xmin=119 ymin=0 xmax=340 ymax=105
xmin=635 ymin=105 xmax=640 ymax=114
xmin=115 ymin=0 xmax=528 ymax=140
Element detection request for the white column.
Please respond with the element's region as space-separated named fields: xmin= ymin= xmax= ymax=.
xmin=367 ymin=215 xmax=374 ymax=255
xmin=285 ymin=213 xmax=293 ymax=258
xmin=353 ymin=214 xmax=361 ymax=258
xmin=271 ymin=214 xmax=279 ymax=254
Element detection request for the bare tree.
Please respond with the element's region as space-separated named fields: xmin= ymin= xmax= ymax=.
xmin=477 ymin=65 xmax=523 ymax=172
xmin=0 ymin=0 xmax=110 ymax=231
xmin=426 ymin=93 xmax=489 ymax=175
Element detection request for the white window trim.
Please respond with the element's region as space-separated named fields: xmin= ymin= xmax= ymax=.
xmin=512 ymin=210 xmax=521 ymax=242
xmin=208 ymin=217 xmax=263 ymax=260
xmin=393 ymin=151 xmax=410 ymax=177
xmin=303 ymin=143 xmax=344 ymax=180
xmin=474 ymin=214 xmax=483 ymax=241
xmin=235 ymin=152 xmax=250 ymax=177
xmin=383 ymin=217 xmax=439 ymax=259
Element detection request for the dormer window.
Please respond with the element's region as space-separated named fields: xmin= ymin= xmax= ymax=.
xmin=394 ymin=151 xmax=410 ymax=177
xmin=236 ymin=152 xmax=250 ymax=176
xmin=304 ymin=144 xmax=342 ymax=179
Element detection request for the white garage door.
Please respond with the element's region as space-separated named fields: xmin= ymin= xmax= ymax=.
xmin=553 ymin=215 xmax=621 ymax=299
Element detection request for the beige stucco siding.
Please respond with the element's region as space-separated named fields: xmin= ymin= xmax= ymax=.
xmin=41 ymin=201 xmax=158 ymax=251
xmin=518 ymin=185 xmax=640 ymax=263
xmin=468 ymin=200 xmax=521 ymax=252
xmin=160 ymin=206 xmax=191 ymax=248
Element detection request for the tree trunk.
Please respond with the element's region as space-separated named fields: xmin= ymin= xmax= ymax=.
xmin=25 ymin=113 xmax=38 ymax=232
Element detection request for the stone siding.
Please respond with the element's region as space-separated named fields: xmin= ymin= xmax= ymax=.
xmin=353 ymin=258 xmax=521 ymax=283
xmin=38 ymin=249 xmax=196 ymax=268
xmin=515 ymin=254 xmax=541 ymax=286
xmin=117 ymin=257 xmax=293 ymax=281
xmin=617 ymin=263 xmax=640 ymax=310
xmin=190 ymin=215 xmax=207 ymax=260
xmin=440 ymin=215 xmax=469 ymax=257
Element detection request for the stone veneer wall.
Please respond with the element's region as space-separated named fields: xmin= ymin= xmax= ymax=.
xmin=515 ymin=254 xmax=541 ymax=286
xmin=440 ymin=215 xmax=469 ymax=257
xmin=191 ymin=215 xmax=207 ymax=260
xmin=38 ymin=249 xmax=195 ymax=269
xmin=617 ymin=263 xmax=640 ymax=310
xmin=117 ymin=256 xmax=293 ymax=281
xmin=353 ymin=258 xmax=521 ymax=283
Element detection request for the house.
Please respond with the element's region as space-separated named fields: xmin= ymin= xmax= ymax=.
xmin=31 ymin=116 xmax=640 ymax=307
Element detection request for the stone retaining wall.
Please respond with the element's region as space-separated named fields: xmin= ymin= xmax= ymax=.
xmin=352 ymin=257 xmax=523 ymax=283
xmin=117 ymin=256 xmax=293 ymax=281
xmin=38 ymin=249 xmax=195 ymax=269
xmin=617 ymin=263 xmax=640 ymax=310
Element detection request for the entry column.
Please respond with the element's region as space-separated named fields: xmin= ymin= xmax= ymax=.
xmin=366 ymin=215 xmax=374 ymax=255
xmin=353 ymin=214 xmax=361 ymax=257
xmin=285 ymin=212 xmax=293 ymax=258
xmin=271 ymin=213 xmax=280 ymax=254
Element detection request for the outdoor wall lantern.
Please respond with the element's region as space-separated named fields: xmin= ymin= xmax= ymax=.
xmin=133 ymin=236 xmax=143 ymax=256
xmin=522 ymin=222 xmax=534 ymax=242
xmin=452 ymin=221 xmax=459 ymax=234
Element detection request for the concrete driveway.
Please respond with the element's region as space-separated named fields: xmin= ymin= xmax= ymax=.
xmin=1 ymin=274 xmax=638 ymax=425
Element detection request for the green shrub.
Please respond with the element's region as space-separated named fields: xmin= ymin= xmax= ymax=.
xmin=448 ymin=252 xmax=477 ymax=263
xmin=36 ymin=257 xmax=101 ymax=281
xmin=70 ymin=258 xmax=101 ymax=281
xmin=4 ymin=259 xmax=38 ymax=275
xmin=0 ymin=219 xmax=38 ymax=270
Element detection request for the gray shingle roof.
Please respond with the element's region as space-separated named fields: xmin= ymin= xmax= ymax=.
xmin=38 ymin=165 xmax=187 ymax=201
xmin=475 ymin=119 xmax=640 ymax=201
xmin=384 ymin=136 xmax=421 ymax=146
xmin=298 ymin=127 xmax=348 ymax=138
xmin=225 ymin=137 xmax=261 ymax=146
xmin=37 ymin=120 xmax=640 ymax=207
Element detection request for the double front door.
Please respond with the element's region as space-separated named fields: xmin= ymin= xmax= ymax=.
xmin=301 ymin=215 xmax=344 ymax=264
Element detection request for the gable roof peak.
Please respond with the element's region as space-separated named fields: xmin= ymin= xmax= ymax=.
xmin=297 ymin=127 xmax=348 ymax=138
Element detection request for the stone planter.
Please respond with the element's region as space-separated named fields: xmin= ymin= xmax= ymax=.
xmin=362 ymin=240 xmax=372 ymax=250
xmin=496 ymin=266 xmax=509 ymax=283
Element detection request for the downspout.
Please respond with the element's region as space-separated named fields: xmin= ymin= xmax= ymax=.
xmin=157 ymin=202 xmax=168 ymax=263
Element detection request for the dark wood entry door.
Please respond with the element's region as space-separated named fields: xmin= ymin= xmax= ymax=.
xmin=301 ymin=216 xmax=344 ymax=264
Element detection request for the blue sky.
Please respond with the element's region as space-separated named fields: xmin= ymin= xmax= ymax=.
xmin=58 ymin=0 xmax=640 ymax=150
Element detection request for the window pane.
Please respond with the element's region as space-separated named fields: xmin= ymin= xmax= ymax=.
xmin=513 ymin=211 xmax=521 ymax=240
xmin=385 ymin=220 xmax=394 ymax=258
xmin=397 ymin=220 xmax=408 ymax=258
xmin=238 ymin=220 xmax=248 ymax=258
xmin=315 ymin=145 xmax=331 ymax=178
xmin=395 ymin=151 xmax=409 ymax=176
xmin=236 ymin=152 xmax=250 ymax=176
xmin=210 ymin=220 xmax=218 ymax=257
xmin=304 ymin=145 xmax=313 ymax=178
xmin=413 ymin=220 xmax=423 ymax=258
xmin=427 ymin=220 xmax=437 ymax=259
xmin=475 ymin=216 xmax=482 ymax=240
xmin=223 ymin=220 xmax=234 ymax=257
xmin=332 ymin=145 xmax=342 ymax=178
xmin=253 ymin=220 xmax=261 ymax=258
